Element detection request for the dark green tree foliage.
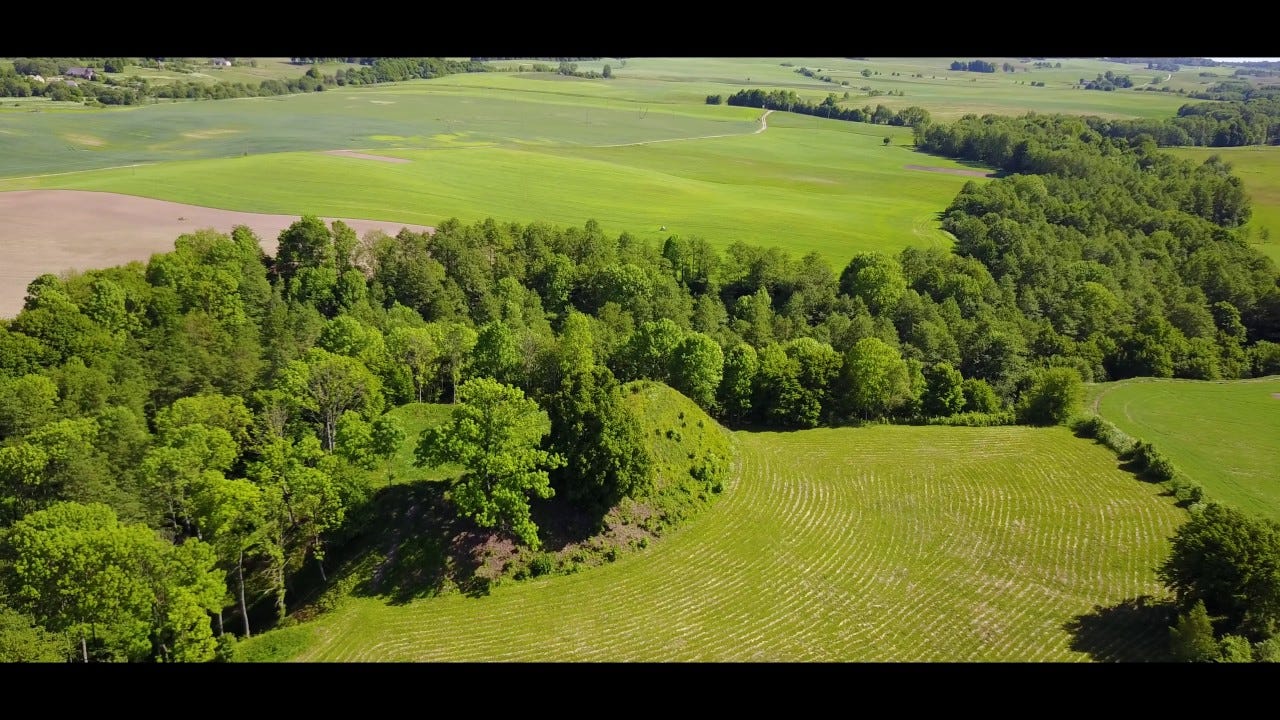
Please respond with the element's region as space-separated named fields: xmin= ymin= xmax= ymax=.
xmin=1015 ymin=367 xmax=1083 ymax=425
xmin=717 ymin=343 xmax=758 ymax=422
xmin=1159 ymin=503 xmax=1280 ymax=639
xmin=922 ymin=362 xmax=966 ymax=417
xmin=533 ymin=313 xmax=652 ymax=513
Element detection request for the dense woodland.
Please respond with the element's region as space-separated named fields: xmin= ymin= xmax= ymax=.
xmin=0 ymin=57 xmax=492 ymax=104
xmin=3 ymin=79 xmax=1280 ymax=661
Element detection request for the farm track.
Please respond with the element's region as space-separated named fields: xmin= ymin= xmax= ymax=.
xmin=292 ymin=425 xmax=1182 ymax=662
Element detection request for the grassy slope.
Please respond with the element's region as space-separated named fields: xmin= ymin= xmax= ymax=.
xmin=358 ymin=402 xmax=460 ymax=488
xmin=1168 ymin=145 xmax=1280 ymax=265
xmin=239 ymin=424 xmax=1182 ymax=662
xmin=1091 ymin=377 xmax=1280 ymax=521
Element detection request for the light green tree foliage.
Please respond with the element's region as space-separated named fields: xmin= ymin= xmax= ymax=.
xmin=386 ymin=324 xmax=443 ymax=403
xmin=365 ymin=415 xmax=407 ymax=488
xmin=250 ymin=434 xmax=354 ymax=587
xmin=335 ymin=411 xmax=375 ymax=470
xmin=1253 ymin=636 xmax=1280 ymax=662
xmin=472 ymin=320 xmax=524 ymax=387
xmin=0 ymin=604 xmax=69 ymax=661
xmin=1218 ymin=634 xmax=1254 ymax=663
xmin=842 ymin=337 xmax=911 ymax=420
xmin=962 ymin=377 xmax=1003 ymax=413
xmin=784 ymin=337 xmax=842 ymax=423
xmin=619 ymin=318 xmax=684 ymax=383
xmin=0 ymin=417 xmax=122 ymax=526
xmin=1016 ymin=366 xmax=1082 ymax=425
xmin=732 ymin=288 xmax=775 ymax=347
xmin=154 ymin=393 xmax=254 ymax=450
xmin=0 ymin=373 xmax=59 ymax=439
xmin=278 ymin=348 xmax=384 ymax=450
xmin=1 ymin=502 xmax=223 ymax=662
xmin=141 ymin=423 xmax=238 ymax=533
xmin=189 ymin=474 xmax=271 ymax=638
xmin=415 ymin=378 xmax=564 ymax=548
xmin=1170 ymin=600 xmax=1218 ymax=662
xmin=438 ymin=322 xmax=479 ymax=404
xmin=754 ymin=344 xmax=813 ymax=428
xmin=840 ymin=252 xmax=907 ymax=314
xmin=668 ymin=331 xmax=724 ymax=409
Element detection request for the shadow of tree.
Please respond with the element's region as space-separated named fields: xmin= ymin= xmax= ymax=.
xmin=342 ymin=482 xmax=507 ymax=604
xmin=1064 ymin=595 xmax=1176 ymax=662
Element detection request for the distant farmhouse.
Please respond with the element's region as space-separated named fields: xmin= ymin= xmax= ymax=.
xmin=210 ymin=58 xmax=232 ymax=67
xmin=64 ymin=67 xmax=96 ymax=81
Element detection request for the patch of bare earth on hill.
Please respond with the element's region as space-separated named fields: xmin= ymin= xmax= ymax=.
xmin=0 ymin=189 xmax=433 ymax=318
xmin=323 ymin=150 xmax=411 ymax=164
xmin=904 ymin=164 xmax=993 ymax=178
xmin=1272 ymin=393 xmax=1280 ymax=400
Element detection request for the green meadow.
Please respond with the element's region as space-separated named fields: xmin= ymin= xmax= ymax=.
xmin=238 ymin=424 xmax=1183 ymax=662
xmin=0 ymin=94 xmax=975 ymax=265
xmin=1168 ymin=145 xmax=1280 ymax=265
xmin=0 ymin=58 xmax=1223 ymax=267
xmin=1091 ymin=377 xmax=1280 ymax=521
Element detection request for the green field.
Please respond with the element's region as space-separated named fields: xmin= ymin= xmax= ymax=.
xmin=1091 ymin=377 xmax=1280 ymax=521
xmin=0 ymin=91 xmax=976 ymax=265
xmin=1168 ymin=145 xmax=1280 ymax=265
xmin=239 ymin=424 xmax=1183 ymax=661
xmin=1 ymin=58 xmax=1224 ymax=267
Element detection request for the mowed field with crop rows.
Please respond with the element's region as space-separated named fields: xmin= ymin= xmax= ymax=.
xmin=257 ymin=425 xmax=1183 ymax=662
xmin=1092 ymin=377 xmax=1280 ymax=522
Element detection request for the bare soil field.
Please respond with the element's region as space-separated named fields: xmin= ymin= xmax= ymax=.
xmin=903 ymin=164 xmax=993 ymax=178
xmin=323 ymin=150 xmax=412 ymax=163
xmin=0 ymin=190 xmax=432 ymax=318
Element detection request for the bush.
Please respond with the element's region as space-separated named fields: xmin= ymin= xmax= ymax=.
xmin=529 ymin=552 xmax=555 ymax=577
xmin=926 ymin=411 xmax=1016 ymax=427
xmin=1068 ymin=414 xmax=1135 ymax=455
xmin=1168 ymin=475 xmax=1205 ymax=504
xmin=1016 ymin=367 xmax=1083 ymax=425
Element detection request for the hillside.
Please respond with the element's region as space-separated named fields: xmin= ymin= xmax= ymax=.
xmin=237 ymin=424 xmax=1183 ymax=662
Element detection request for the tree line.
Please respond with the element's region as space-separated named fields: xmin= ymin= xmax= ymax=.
xmin=721 ymin=88 xmax=931 ymax=127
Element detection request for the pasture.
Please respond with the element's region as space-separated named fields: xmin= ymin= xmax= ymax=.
xmin=238 ymin=424 xmax=1184 ymax=662
xmin=1092 ymin=377 xmax=1280 ymax=521
xmin=1168 ymin=145 xmax=1280 ymax=265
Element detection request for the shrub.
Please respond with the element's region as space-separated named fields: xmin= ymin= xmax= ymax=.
xmin=529 ymin=552 xmax=555 ymax=577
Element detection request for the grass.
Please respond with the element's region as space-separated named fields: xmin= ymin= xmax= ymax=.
xmin=0 ymin=102 xmax=975 ymax=266
xmin=358 ymin=402 xmax=460 ymax=488
xmin=236 ymin=424 xmax=1183 ymax=662
xmin=618 ymin=381 xmax=734 ymax=534
xmin=1167 ymin=145 xmax=1280 ymax=265
xmin=1 ymin=58 xmax=1223 ymax=268
xmin=1090 ymin=376 xmax=1280 ymax=521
